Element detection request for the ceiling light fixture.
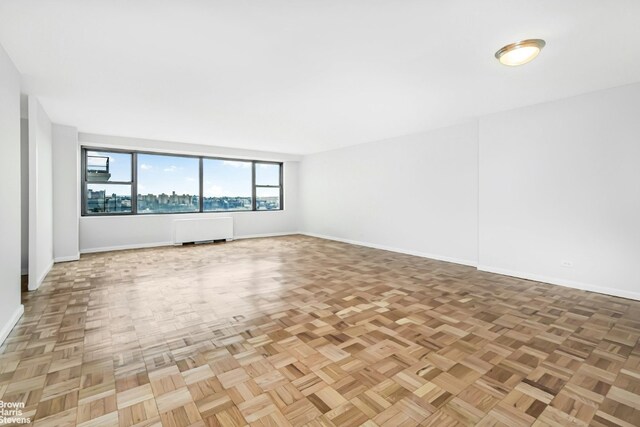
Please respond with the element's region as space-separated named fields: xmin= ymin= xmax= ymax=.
xmin=495 ymin=39 xmax=546 ymax=66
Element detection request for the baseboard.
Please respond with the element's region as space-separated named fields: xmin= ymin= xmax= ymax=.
xmin=0 ymin=304 xmax=24 ymax=346
xmin=80 ymin=242 xmax=174 ymax=254
xmin=80 ymin=233 xmax=301 ymax=254
xmin=301 ymin=233 xmax=637 ymax=301
xmin=55 ymin=253 xmax=80 ymax=263
xmin=477 ymin=265 xmax=640 ymax=301
xmin=234 ymin=231 xmax=300 ymax=240
xmin=302 ymin=232 xmax=477 ymax=267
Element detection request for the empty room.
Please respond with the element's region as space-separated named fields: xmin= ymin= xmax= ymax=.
xmin=1 ymin=1 xmax=639 ymax=426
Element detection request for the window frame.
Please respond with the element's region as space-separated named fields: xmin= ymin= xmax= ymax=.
xmin=82 ymin=148 xmax=135 ymax=216
xmin=253 ymin=161 xmax=285 ymax=211
xmin=81 ymin=147 xmax=284 ymax=216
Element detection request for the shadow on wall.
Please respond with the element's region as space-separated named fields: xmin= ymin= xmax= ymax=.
xmin=20 ymin=116 xmax=28 ymax=276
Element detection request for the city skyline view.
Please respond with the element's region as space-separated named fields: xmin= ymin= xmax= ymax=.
xmin=85 ymin=150 xmax=282 ymax=214
xmin=86 ymin=190 xmax=279 ymax=213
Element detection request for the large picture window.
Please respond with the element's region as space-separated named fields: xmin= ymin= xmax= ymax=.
xmin=137 ymin=153 xmax=200 ymax=214
xmin=81 ymin=148 xmax=283 ymax=216
xmin=203 ymin=159 xmax=252 ymax=211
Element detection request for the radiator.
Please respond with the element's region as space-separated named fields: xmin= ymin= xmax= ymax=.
xmin=173 ymin=217 xmax=233 ymax=244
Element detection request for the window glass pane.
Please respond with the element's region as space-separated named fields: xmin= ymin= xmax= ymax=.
xmin=86 ymin=151 xmax=131 ymax=182
xmin=137 ymin=154 xmax=200 ymax=213
xmin=86 ymin=184 xmax=132 ymax=213
xmin=255 ymin=163 xmax=280 ymax=186
xmin=203 ymin=159 xmax=252 ymax=211
xmin=256 ymin=187 xmax=280 ymax=210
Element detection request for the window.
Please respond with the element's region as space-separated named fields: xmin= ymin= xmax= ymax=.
xmin=255 ymin=162 xmax=282 ymax=210
xmin=83 ymin=150 xmax=133 ymax=214
xmin=81 ymin=148 xmax=284 ymax=215
xmin=137 ymin=154 xmax=200 ymax=214
xmin=203 ymin=159 xmax=252 ymax=211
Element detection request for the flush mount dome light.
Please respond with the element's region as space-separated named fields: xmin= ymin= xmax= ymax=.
xmin=495 ymin=39 xmax=546 ymax=66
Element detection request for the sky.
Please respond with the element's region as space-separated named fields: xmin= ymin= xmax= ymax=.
xmin=138 ymin=154 xmax=199 ymax=195
xmin=87 ymin=150 xmax=280 ymax=197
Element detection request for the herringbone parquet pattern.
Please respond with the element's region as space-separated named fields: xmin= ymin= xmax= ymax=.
xmin=1 ymin=235 xmax=639 ymax=426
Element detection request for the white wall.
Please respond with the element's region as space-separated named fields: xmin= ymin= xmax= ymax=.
xmin=80 ymin=133 xmax=302 ymax=163
xmin=28 ymin=97 xmax=54 ymax=290
xmin=300 ymin=83 xmax=640 ymax=300
xmin=300 ymin=122 xmax=479 ymax=266
xmin=478 ymin=83 xmax=640 ymax=300
xmin=0 ymin=44 xmax=24 ymax=345
xmin=52 ymin=124 xmax=80 ymax=261
xmin=20 ymin=118 xmax=29 ymax=274
xmin=77 ymin=134 xmax=301 ymax=253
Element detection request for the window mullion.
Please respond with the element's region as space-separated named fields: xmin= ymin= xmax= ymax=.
xmin=132 ymin=152 xmax=138 ymax=215
xmin=252 ymin=161 xmax=257 ymax=211
xmin=280 ymin=162 xmax=284 ymax=210
xmin=199 ymin=157 xmax=204 ymax=213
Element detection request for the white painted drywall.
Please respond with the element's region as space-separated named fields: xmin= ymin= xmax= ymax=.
xmin=27 ymin=97 xmax=54 ymax=290
xmin=478 ymin=83 xmax=640 ymax=300
xmin=77 ymin=134 xmax=300 ymax=253
xmin=0 ymin=44 xmax=24 ymax=345
xmin=300 ymin=122 xmax=479 ymax=266
xmin=20 ymin=118 xmax=29 ymax=274
xmin=79 ymin=132 xmax=302 ymax=162
xmin=52 ymin=124 xmax=80 ymax=262
xmin=299 ymin=83 xmax=640 ymax=300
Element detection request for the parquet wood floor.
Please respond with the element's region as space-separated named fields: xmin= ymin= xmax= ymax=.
xmin=1 ymin=235 xmax=639 ymax=427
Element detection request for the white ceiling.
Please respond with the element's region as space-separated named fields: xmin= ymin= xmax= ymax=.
xmin=1 ymin=1 xmax=639 ymax=155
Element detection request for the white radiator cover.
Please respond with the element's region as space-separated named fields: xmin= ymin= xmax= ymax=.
xmin=173 ymin=217 xmax=233 ymax=244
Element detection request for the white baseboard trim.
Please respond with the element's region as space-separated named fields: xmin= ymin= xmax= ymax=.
xmin=302 ymin=232 xmax=478 ymax=268
xmin=53 ymin=233 xmax=640 ymax=301
xmin=477 ymin=265 xmax=640 ymax=301
xmin=80 ymin=241 xmax=174 ymax=254
xmin=301 ymin=233 xmax=637 ymax=301
xmin=29 ymin=259 xmax=54 ymax=291
xmin=0 ymin=304 xmax=24 ymax=346
xmin=234 ymin=231 xmax=300 ymax=240
xmin=80 ymin=233 xmax=302 ymax=254
xmin=55 ymin=254 xmax=80 ymax=263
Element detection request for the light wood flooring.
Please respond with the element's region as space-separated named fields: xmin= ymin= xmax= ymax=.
xmin=1 ymin=235 xmax=639 ymax=427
